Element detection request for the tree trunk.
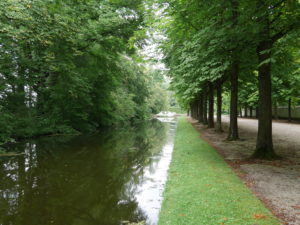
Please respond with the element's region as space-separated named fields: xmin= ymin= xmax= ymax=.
xmin=192 ymin=102 xmax=197 ymax=119
xmin=193 ymin=102 xmax=197 ymax=119
xmin=198 ymin=93 xmax=204 ymax=123
xmin=227 ymin=0 xmax=239 ymax=140
xmin=216 ymin=81 xmax=223 ymax=132
xmin=227 ymin=60 xmax=239 ymax=140
xmin=252 ymin=38 xmax=277 ymax=159
xmin=288 ymin=98 xmax=292 ymax=122
xmin=202 ymin=89 xmax=208 ymax=125
xmin=245 ymin=105 xmax=248 ymax=117
xmin=208 ymin=83 xmax=214 ymax=128
xmin=250 ymin=106 xmax=253 ymax=118
xmin=256 ymin=107 xmax=259 ymax=118
xmin=274 ymin=101 xmax=278 ymax=120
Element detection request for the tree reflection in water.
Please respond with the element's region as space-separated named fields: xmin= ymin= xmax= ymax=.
xmin=0 ymin=119 xmax=176 ymax=225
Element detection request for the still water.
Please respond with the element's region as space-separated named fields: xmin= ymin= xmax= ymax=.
xmin=0 ymin=118 xmax=177 ymax=225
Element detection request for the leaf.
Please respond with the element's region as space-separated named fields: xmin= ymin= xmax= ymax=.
xmin=253 ymin=214 xmax=267 ymax=219
xmin=258 ymin=57 xmax=276 ymax=67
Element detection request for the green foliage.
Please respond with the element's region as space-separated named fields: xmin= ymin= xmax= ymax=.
xmin=0 ymin=0 xmax=168 ymax=145
xmin=151 ymin=0 xmax=300 ymax=112
xmin=0 ymin=108 xmax=14 ymax=144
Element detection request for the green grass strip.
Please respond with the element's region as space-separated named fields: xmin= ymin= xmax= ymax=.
xmin=158 ymin=117 xmax=280 ymax=225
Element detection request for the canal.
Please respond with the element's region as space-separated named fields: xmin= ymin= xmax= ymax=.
xmin=0 ymin=118 xmax=176 ymax=225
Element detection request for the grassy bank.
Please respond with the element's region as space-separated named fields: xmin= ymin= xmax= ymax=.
xmin=158 ymin=117 xmax=280 ymax=225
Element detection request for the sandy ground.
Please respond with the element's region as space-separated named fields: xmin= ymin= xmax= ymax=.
xmin=190 ymin=116 xmax=300 ymax=225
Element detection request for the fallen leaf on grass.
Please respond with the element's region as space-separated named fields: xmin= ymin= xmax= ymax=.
xmin=179 ymin=214 xmax=186 ymax=217
xmin=223 ymin=217 xmax=228 ymax=221
xmin=253 ymin=214 xmax=267 ymax=219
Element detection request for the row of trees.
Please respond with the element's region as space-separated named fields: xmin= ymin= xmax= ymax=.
xmin=157 ymin=0 xmax=300 ymax=159
xmin=0 ymin=0 xmax=168 ymax=145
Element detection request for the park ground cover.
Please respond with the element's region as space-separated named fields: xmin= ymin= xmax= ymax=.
xmin=158 ymin=117 xmax=280 ymax=225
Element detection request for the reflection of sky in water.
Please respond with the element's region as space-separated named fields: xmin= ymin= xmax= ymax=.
xmin=156 ymin=117 xmax=176 ymax=123
xmin=125 ymin=120 xmax=176 ymax=225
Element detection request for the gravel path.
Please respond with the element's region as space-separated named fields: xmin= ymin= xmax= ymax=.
xmin=191 ymin=116 xmax=300 ymax=225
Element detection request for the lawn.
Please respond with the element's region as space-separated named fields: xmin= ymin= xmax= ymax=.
xmin=158 ymin=117 xmax=280 ymax=225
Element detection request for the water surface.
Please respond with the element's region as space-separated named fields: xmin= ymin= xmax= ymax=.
xmin=0 ymin=118 xmax=176 ymax=225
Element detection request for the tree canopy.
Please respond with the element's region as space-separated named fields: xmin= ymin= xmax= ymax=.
xmin=0 ymin=0 xmax=168 ymax=145
xmin=151 ymin=0 xmax=300 ymax=159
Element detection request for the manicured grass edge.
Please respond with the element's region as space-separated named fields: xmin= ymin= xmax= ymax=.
xmin=158 ymin=117 xmax=281 ymax=225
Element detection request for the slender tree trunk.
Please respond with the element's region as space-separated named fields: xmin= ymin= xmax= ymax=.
xmin=274 ymin=101 xmax=278 ymax=120
xmin=227 ymin=0 xmax=239 ymax=140
xmin=227 ymin=60 xmax=239 ymax=140
xmin=239 ymin=107 xmax=242 ymax=117
xmin=216 ymin=81 xmax=223 ymax=132
xmin=288 ymin=98 xmax=292 ymax=122
xmin=208 ymin=83 xmax=214 ymax=128
xmin=192 ymin=102 xmax=195 ymax=119
xmin=196 ymin=98 xmax=201 ymax=120
xmin=192 ymin=102 xmax=197 ymax=119
xmin=16 ymin=67 xmax=27 ymax=113
xmin=193 ymin=102 xmax=197 ymax=119
xmin=253 ymin=37 xmax=276 ymax=159
xmin=250 ymin=106 xmax=253 ymax=118
xmin=203 ymin=88 xmax=208 ymax=125
xmin=256 ymin=107 xmax=259 ymax=118
xmin=198 ymin=93 xmax=204 ymax=123
xmin=245 ymin=105 xmax=248 ymax=117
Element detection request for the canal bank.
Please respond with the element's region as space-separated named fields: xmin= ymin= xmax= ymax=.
xmin=158 ymin=117 xmax=280 ymax=225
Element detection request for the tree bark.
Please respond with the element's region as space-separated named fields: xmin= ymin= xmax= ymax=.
xmin=256 ymin=107 xmax=259 ymax=118
xmin=250 ymin=106 xmax=253 ymax=118
xmin=274 ymin=101 xmax=278 ymax=120
xmin=227 ymin=0 xmax=239 ymax=140
xmin=245 ymin=105 xmax=248 ymax=117
xmin=202 ymin=88 xmax=208 ymax=125
xmin=252 ymin=0 xmax=278 ymax=160
xmin=192 ymin=101 xmax=197 ymax=119
xmin=253 ymin=38 xmax=277 ymax=159
xmin=198 ymin=93 xmax=204 ymax=123
xmin=208 ymin=83 xmax=214 ymax=128
xmin=194 ymin=102 xmax=197 ymax=119
xmin=288 ymin=98 xmax=292 ymax=122
xmin=216 ymin=81 xmax=223 ymax=132
xmin=227 ymin=60 xmax=239 ymax=140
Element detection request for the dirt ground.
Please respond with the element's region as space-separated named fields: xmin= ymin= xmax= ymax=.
xmin=189 ymin=116 xmax=300 ymax=225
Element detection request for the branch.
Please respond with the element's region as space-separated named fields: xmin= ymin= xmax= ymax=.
xmin=271 ymin=21 xmax=297 ymax=43
xmin=269 ymin=0 xmax=287 ymax=10
xmin=270 ymin=11 xmax=283 ymax=25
